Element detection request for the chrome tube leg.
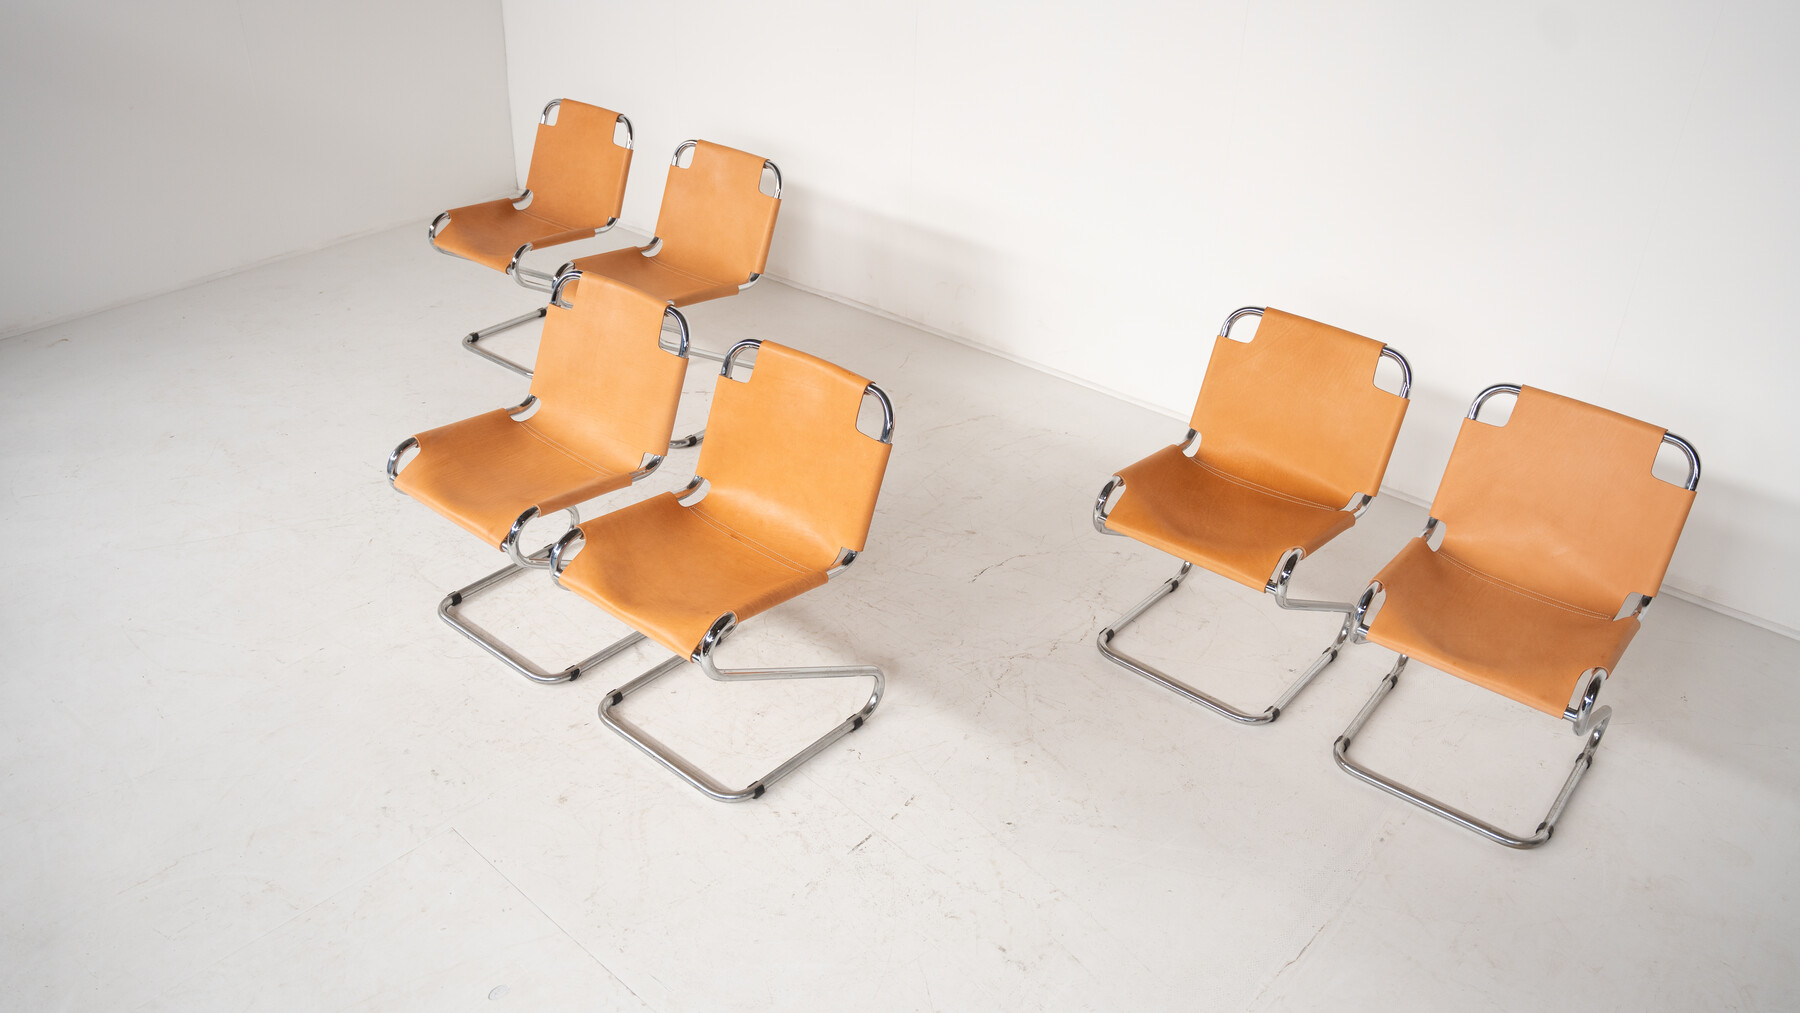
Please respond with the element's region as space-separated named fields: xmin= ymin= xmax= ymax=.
xmin=597 ymin=626 xmax=884 ymax=802
xmin=1096 ymin=562 xmax=1346 ymax=724
xmin=1332 ymin=656 xmax=1611 ymax=849
xmin=439 ymin=562 xmax=645 ymax=684
xmin=461 ymin=307 xmax=546 ymax=378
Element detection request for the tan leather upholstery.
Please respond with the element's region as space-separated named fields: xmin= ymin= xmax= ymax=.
xmin=431 ymin=99 xmax=631 ymax=272
xmin=567 ymin=140 xmax=779 ymax=307
xmin=558 ymin=343 xmax=891 ymax=656
xmin=1108 ymin=446 xmax=1357 ymax=589
xmin=1106 ymin=309 xmax=1408 ymax=589
xmin=395 ymin=276 xmax=683 ymax=546
xmin=1365 ymin=386 xmax=1697 ymax=715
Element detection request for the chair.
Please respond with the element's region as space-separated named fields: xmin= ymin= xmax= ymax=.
xmin=430 ymin=99 xmax=633 ymax=361
xmin=1331 ymin=385 xmax=1700 ymax=848
xmin=542 ymin=139 xmax=781 ymax=374
xmin=1092 ymin=307 xmax=1412 ymax=723
xmin=386 ymin=272 xmax=689 ymax=683
xmin=545 ymin=339 xmax=894 ymax=801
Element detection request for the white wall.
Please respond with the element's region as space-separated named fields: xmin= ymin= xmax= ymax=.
xmin=501 ymin=0 xmax=1800 ymax=634
xmin=0 ymin=0 xmax=516 ymax=337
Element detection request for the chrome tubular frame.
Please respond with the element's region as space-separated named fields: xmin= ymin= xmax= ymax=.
xmin=1095 ymin=554 xmax=1358 ymax=725
xmin=1332 ymin=653 xmax=1611 ymax=849
xmin=597 ymin=609 xmax=884 ymax=802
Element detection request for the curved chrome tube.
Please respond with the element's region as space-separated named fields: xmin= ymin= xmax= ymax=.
xmin=615 ymin=113 xmax=634 ymax=149
xmin=864 ymin=382 xmax=895 ymax=443
xmin=387 ymin=437 xmax=419 ymax=485
xmin=1219 ymin=306 xmax=1266 ymax=338
xmin=549 ymin=527 xmax=584 ymax=580
xmin=540 ymin=98 xmax=560 ymax=124
xmin=671 ymin=139 xmax=698 ymax=166
xmin=1565 ymin=669 xmax=1609 ymax=736
xmin=550 ymin=268 xmax=580 ymax=309
xmin=663 ymin=306 xmax=691 ymax=358
xmin=1468 ymin=383 xmax=1522 ymax=420
xmin=720 ymin=337 xmax=761 ymax=378
xmin=426 ymin=212 xmax=455 ymax=256
xmin=1380 ymin=346 xmax=1413 ymax=398
xmin=763 ymin=159 xmax=783 ymax=198
xmin=1661 ymin=432 xmax=1702 ymax=490
xmin=1092 ymin=476 xmax=1124 ymax=534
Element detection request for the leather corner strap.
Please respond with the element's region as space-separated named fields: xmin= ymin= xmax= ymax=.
xmin=1365 ymin=385 xmax=1698 ymax=715
xmin=557 ymin=341 xmax=893 ymax=659
xmin=393 ymin=275 xmax=683 ymax=547
xmin=430 ymin=98 xmax=632 ymax=271
xmin=567 ymin=139 xmax=780 ymax=307
xmin=1105 ymin=307 xmax=1410 ymax=590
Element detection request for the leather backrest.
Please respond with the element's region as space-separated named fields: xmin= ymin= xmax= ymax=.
xmin=652 ymin=140 xmax=780 ymax=284
xmin=1431 ymin=386 xmax=1697 ymax=616
xmin=526 ymin=275 xmax=685 ymax=468
xmin=525 ymin=99 xmax=632 ymax=229
xmin=1188 ymin=308 xmax=1408 ymax=509
xmin=695 ymin=343 xmax=891 ymax=570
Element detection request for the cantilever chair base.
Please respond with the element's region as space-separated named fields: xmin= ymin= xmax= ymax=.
xmin=462 ymin=308 xmax=547 ymax=378
xmin=440 ymin=561 xmax=647 ymax=684
xmin=1333 ymin=655 xmax=1612 ymax=849
xmin=599 ymin=618 xmax=884 ymax=802
xmin=1096 ymin=552 xmax=1356 ymax=724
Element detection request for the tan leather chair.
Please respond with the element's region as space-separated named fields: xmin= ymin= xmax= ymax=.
xmin=1333 ymin=385 xmax=1700 ymax=848
xmin=1093 ymin=307 xmax=1412 ymax=723
xmin=545 ymin=339 xmax=894 ymax=801
xmin=429 ymin=99 xmax=634 ymax=367
xmin=386 ymin=273 xmax=688 ymax=683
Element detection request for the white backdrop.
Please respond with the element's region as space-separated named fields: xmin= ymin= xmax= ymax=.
xmin=501 ymin=0 xmax=1800 ymax=633
xmin=0 ymin=0 xmax=515 ymax=337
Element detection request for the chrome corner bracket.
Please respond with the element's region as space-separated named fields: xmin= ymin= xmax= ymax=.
xmin=598 ymin=611 xmax=885 ymax=802
xmin=1332 ymin=654 xmax=1611 ymax=849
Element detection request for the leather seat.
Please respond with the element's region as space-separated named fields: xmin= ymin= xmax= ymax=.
xmin=1106 ymin=445 xmax=1356 ymax=590
xmin=563 ymin=140 xmax=779 ymax=308
xmin=556 ymin=341 xmax=890 ymax=657
xmin=1366 ymin=538 xmax=1638 ymax=715
xmin=430 ymin=99 xmax=631 ymax=271
xmin=393 ymin=275 xmax=685 ymax=549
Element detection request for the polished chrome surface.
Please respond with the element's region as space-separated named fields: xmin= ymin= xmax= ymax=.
xmin=1219 ymin=306 xmax=1266 ymax=338
xmin=615 ymin=113 xmax=634 ymax=149
xmin=550 ymin=268 xmax=579 ymax=310
xmin=763 ymin=159 xmax=783 ymax=198
xmin=1092 ymin=476 xmax=1125 ymax=534
xmin=540 ymin=98 xmax=560 ymax=124
xmin=1379 ymin=346 xmax=1413 ymax=398
xmin=386 ymin=437 xmax=419 ymax=485
xmin=671 ymin=139 xmax=697 ymax=166
xmin=1468 ymin=383 xmax=1522 ymax=420
xmin=739 ymin=272 xmax=763 ymax=291
xmin=1661 ymin=431 xmax=1702 ymax=490
xmin=1333 ymin=654 xmax=1611 ymax=849
xmin=865 ymin=382 xmax=896 ymax=443
xmin=720 ymin=337 xmax=760 ymax=378
xmin=598 ymin=611 xmax=883 ymax=802
xmin=507 ymin=242 xmax=556 ymax=293
xmin=662 ymin=305 xmax=691 ymax=359
xmin=1095 ymin=559 xmax=1354 ymax=724
xmin=1564 ymin=668 xmax=1609 ymax=736
xmin=440 ymin=561 xmax=645 ymax=684
xmin=461 ymin=308 xmax=547 ymax=377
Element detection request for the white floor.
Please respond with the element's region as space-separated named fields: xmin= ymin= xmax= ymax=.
xmin=4 ymin=225 xmax=1797 ymax=1012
